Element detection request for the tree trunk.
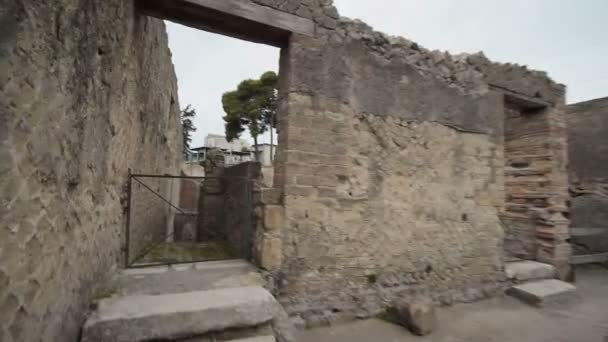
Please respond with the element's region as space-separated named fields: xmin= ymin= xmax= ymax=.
xmin=253 ymin=135 xmax=260 ymax=162
xmin=269 ymin=116 xmax=274 ymax=166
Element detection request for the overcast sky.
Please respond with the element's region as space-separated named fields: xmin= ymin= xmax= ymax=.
xmin=166 ymin=0 xmax=608 ymax=147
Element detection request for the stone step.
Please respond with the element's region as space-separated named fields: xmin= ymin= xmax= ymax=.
xmin=505 ymin=260 xmax=556 ymax=282
xmin=227 ymin=336 xmax=276 ymax=342
xmin=178 ymin=332 xmax=276 ymax=342
xmin=507 ymin=279 xmax=577 ymax=306
xmin=109 ymin=260 xmax=265 ymax=297
xmin=81 ymin=286 xmax=277 ymax=342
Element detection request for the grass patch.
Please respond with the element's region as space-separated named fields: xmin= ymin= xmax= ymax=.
xmin=138 ymin=241 xmax=235 ymax=264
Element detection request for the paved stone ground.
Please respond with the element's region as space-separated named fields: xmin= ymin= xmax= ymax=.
xmin=297 ymin=265 xmax=608 ymax=342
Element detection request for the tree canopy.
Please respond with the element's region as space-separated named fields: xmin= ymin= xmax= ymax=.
xmin=222 ymin=71 xmax=278 ymax=160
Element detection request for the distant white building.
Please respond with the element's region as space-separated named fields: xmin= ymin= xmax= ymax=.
xmin=186 ymin=146 xmax=253 ymax=166
xmin=185 ymin=135 xmax=276 ymax=168
xmin=204 ymin=134 xmax=250 ymax=152
xmin=186 ymin=134 xmax=253 ymax=166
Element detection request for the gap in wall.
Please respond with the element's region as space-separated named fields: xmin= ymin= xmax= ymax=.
xmin=125 ymin=21 xmax=282 ymax=267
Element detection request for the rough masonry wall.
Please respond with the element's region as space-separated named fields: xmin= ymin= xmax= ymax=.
xmin=262 ymin=12 xmax=570 ymax=323
xmin=567 ymin=97 xmax=608 ymax=253
xmin=467 ymin=55 xmax=570 ymax=273
xmin=128 ymin=177 xmax=177 ymax=265
xmin=0 ymin=1 xmax=181 ymax=341
xmin=502 ymin=103 xmax=555 ymax=260
xmin=270 ymin=19 xmax=510 ymax=324
xmin=223 ymin=162 xmax=261 ymax=259
xmin=251 ymin=0 xmax=339 ymax=29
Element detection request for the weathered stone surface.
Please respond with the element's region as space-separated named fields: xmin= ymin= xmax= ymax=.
xmin=501 ymin=99 xmax=571 ymax=276
xmin=260 ymin=236 xmax=283 ymax=271
xmin=107 ymin=260 xmax=265 ymax=297
xmin=251 ymin=0 xmax=338 ymax=29
xmin=505 ymin=261 xmax=556 ymax=282
xmin=81 ymin=287 xmax=276 ymax=342
xmin=223 ymin=162 xmax=263 ymax=259
xmin=507 ymin=279 xmax=577 ymax=306
xmin=567 ymin=97 xmax=608 ymax=255
xmin=227 ymin=336 xmax=276 ymax=342
xmin=390 ymin=297 xmax=436 ymax=336
xmin=3 ymin=0 xmax=573 ymax=338
xmin=264 ymin=205 xmax=285 ymax=232
xmin=0 ymin=1 xmax=181 ymax=341
xmin=268 ymin=10 xmax=568 ymax=325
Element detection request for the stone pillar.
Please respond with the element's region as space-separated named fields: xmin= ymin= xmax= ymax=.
xmin=536 ymin=104 xmax=572 ymax=279
xmin=253 ymin=188 xmax=285 ymax=271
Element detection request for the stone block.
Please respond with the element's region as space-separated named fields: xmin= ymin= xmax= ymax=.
xmin=226 ymin=336 xmax=276 ymax=342
xmin=505 ymin=261 xmax=555 ymax=282
xmin=264 ymin=206 xmax=285 ymax=233
xmin=81 ymin=287 xmax=277 ymax=342
xmin=259 ymin=188 xmax=282 ymax=206
xmin=260 ymin=237 xmax=283 ymax=271
xmin=507 ymin=279 xmax=577 ymax=306
xmin=389 ymin=296 xmax=436 ymax=336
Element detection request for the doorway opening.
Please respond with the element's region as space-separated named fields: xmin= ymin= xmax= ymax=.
xmin=501 ymin=96 xmax=551 ymax=261
xmin=125 ymin=0 xmax=303 ymax=267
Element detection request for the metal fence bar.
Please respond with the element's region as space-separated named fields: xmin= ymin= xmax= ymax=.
xmin=125 ymin=169 xmax=133 ymax=268
xmin=125 ymin=173 xmax=255 ymax=268
xmin=127 ymin=176 xmax=189 ymax=266
xmin=132 ymin=176 xmax=189 ymax=217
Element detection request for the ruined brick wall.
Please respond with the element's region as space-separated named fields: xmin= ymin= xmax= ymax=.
xmin=501 ymin=103 xmax=556 ymax=260
xmin=271 ymin=19 xmax=511 ymax=323
xmin=567 ymin=97 xmax=608 ymax=253
xmin=470 ymin=59 xmax=571 ymax=272
xmin=262 ymin=14 xmax=569 ymax=323
xmin=0 ymin=1 xmax=181 ymax=341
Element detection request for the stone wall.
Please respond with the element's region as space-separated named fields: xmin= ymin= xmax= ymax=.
xmin=0 ymin=1 xmax=181 ymax=341
xmin=196 ymin=162 xmax=260 ymax=258
xmin=173 ymin=177 xmax=201 ymax=242
xmin=0 ymin=0 xmax=574 ymax=337
xmin=128 ymin=176 xmax=179 ymax=264
xmin=501 ymin=103 xmax=559 ymax=260
xmin=261 ymin=14 xmax=570 ymax=324
xmin=251 ymin=0 xmax=339 ymax=29
xmin=567 ymin=97 xmax=608 ymax=253
xmin=223 ymin=162 xmax=262 ymax=259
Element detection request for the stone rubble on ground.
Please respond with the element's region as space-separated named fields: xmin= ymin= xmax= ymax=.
xmin=390 ymin=296 xmax=436 ymax=336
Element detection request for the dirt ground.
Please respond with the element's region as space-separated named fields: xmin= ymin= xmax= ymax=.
xmin=297 ymin=265 xmax=608 ymax=342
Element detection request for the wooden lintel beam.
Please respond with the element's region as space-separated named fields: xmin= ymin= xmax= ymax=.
xmin=491 ymin=84 xmax=552 ymax=111
xmin=181 ymin=0 xmax=314 ymax=37
xmin=138 ymin=0 xmax=315 ymax=48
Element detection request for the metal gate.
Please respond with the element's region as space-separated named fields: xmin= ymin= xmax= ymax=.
xmin=124 ymin=172 xmax=254 ymax=268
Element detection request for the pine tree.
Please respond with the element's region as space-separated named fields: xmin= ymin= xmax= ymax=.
xmin=222 ymin=71 xmax=277 ymax=162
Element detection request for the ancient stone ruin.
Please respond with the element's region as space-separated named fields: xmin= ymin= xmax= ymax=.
xmin=1 ymin=0 xmax=606 ymax=341
xmin=567 ymin=97 xmax=608 ymax=264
